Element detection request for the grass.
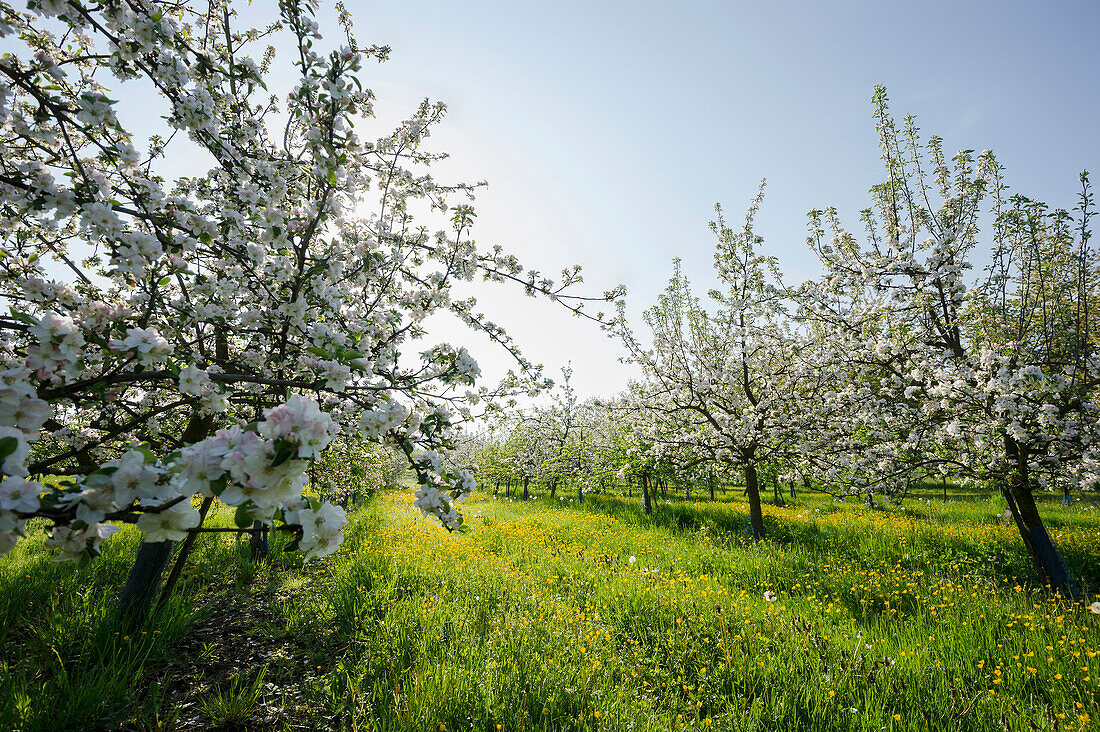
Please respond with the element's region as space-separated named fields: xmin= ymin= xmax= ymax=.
xmin=0 ymin=485 xmax=1098 ymax=730
xmin=198 ymin=666 xmax=268 ymax=727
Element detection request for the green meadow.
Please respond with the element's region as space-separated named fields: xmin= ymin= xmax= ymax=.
xmin=1 ymin=487 xmax=1098 ymax=731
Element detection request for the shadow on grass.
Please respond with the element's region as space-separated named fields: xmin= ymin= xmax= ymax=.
xmin=541 ymin=492 xmax=1100 ymax=591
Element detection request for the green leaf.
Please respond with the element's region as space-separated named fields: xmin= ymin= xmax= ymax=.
xmin=86 ymin=332 xmax=109 ymax=348
xmin=283 ymin=536 xmax=301 ymax=553
xmin=271 ymin=445 xmax=296 ymax=468
xmin=210 ymin=475 xmax=228 ymax=496
xmin=306 ymin=347 xmax=329 ymax=358
xmin=9 ymin=310 xmax=38 ymax=326
xmin=234 ymin=505 xmax=254 ymax=529
xmin=0 ymin=436 xmax=18 ymax=461
xmin=133 ymin=443 xmax=157 ymax=463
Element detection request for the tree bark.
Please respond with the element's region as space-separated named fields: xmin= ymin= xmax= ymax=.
xmin=744 ymin=463 xmax=765 ymax=541
xmin=249 ymin=519 xmax=269 ymax=560
xmin=522 ymin=476 xmax=530 ymax=501
xmin=1003 ymin=437 xmax=1079 ymax=598
xmin=116 ymin=540 xmax=175 ymax=626
xmin=641 ymin=470 xmax=652 ymax=516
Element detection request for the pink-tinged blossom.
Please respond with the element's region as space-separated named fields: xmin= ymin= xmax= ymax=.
xmin=260 ymin=395 xmax=335 ymax=459
xmin=137 ymin=500 xmax=201 ymax=543
xmin=177 ymin=364 xmax=210 ymax=397
xmin=112 ymin=327 xmax=171 ymax=366
xmin=0 ymin=476 xmax=41 ymax=513
xmin=291 ymin=502 xmax=347 ymax=561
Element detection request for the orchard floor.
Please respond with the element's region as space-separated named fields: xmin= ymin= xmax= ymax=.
xmin=1 ymin=487 xmax=1099 ymax=731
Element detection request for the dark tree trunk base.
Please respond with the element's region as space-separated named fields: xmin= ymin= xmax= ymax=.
xmin=745 ymin=463 xmax=765 ymax=541
xmin=116 ymin=540 xmax=174 ymax=627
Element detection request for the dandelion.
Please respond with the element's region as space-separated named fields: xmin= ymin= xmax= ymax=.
xmin=1089 ymin=601 xmax=1100 ymax=614
xmin=629 ymin=555 xmax=636 ymax=564
xmin=764 ymin=590 xmax=777 ymax=602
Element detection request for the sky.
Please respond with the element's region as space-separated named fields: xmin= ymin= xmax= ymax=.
xmin=319 ymin=0 xmax=1099 ymax=402
xmin=143 ymin=1 xmax=1099 ymax=405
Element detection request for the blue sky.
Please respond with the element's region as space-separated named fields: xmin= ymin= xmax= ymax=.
xmin=292 ymin=2 xmax=1099 ymax=399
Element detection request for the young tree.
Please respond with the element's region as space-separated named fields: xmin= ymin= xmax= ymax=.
xmin=615 ymin=190 xmax=803 ymax=540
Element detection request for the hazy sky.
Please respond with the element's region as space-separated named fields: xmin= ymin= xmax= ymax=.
xmin=291 ymin=2 xmax=1098 ymax=400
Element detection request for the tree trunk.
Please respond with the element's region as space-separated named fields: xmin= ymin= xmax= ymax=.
xmin=249 ymin=520 xmax=269 ymax=560
xmin=772 ymin=473 xmax=782 ymax=506
xmin=641 ymin=470 xmax=652 ymax=516
xmin=577 ymin=485 xmax=583 ymax=503
xmin=709 ymin=472 xmax=716 ymax=501
xmin=116 ymin=540 xmax=174 ymax=626
xmin=523 ymin=476 xmax=530 ymax=501
xmin=115 ymin=413 xmax=213 ymax=626
xmin=789 ymin=480 xmax=796 ymax=499
xmin=550 ymin=480 xmax=558 ymax=499
xmin=744 ymin=464 xmax=765 ymax=541
xmin=1003 ymin=437 xmax=1079 ymax=598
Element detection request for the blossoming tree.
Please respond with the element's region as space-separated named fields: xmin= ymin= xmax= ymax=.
xmin=0 ymin=0 xmax=616 ymax=618
xmin=797 ymin=87 xmax=1097 ymax=596
xmin=615 ymin=191 xmax=806 ymax=540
